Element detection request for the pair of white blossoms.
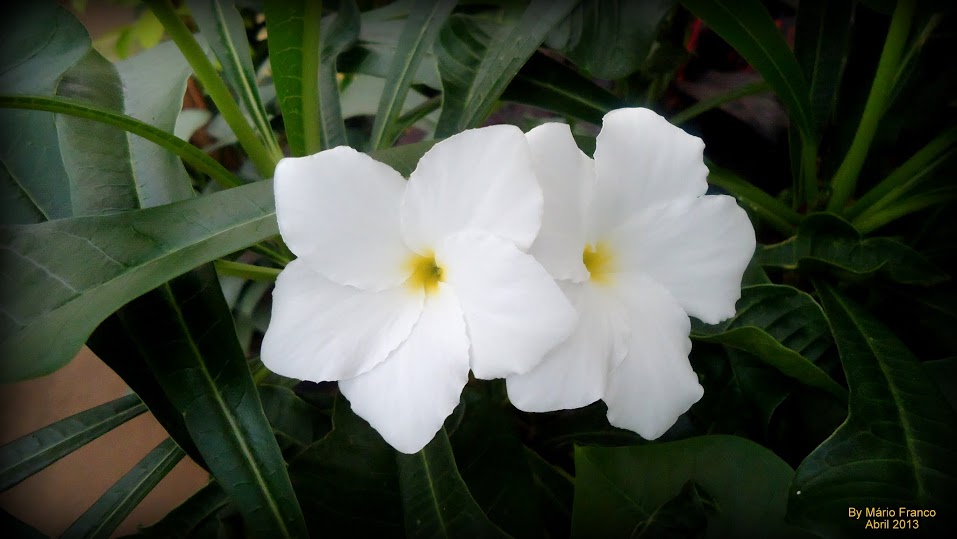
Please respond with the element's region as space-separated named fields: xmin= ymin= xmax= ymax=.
xmin=262 ymin=108 xmax=756 ymax=454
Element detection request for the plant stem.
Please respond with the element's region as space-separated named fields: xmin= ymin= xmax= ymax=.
xmin=146 ymin=0 xmax=278 ymax=178
xmin=845 ymin=127 xmax=957 ymax=220
xmin=671 ymin=81 xmax=771 ymax=126
xmin=706 ymin=163 xmax=801 ymax=235
xmin=214 ymin=260 xmax=282 ymax=281
xmin=827 ymin=0 xmax=915 ymax=212
xmin=0 ymin=94 xmax=243 ymax=189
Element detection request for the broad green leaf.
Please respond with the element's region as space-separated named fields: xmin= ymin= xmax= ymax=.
xmin=61 ymin=438 xmax=184 ymax=539
xmin=188 ymin=0 xmax=281 ymax=157
xmin=105 ymin=265 xmax=307 ymax=538
xmin=396 ymin=429 xmax=509 ymax=538
xmin=794 ymin=0 xmax=855 ymax=128
xmin=760 ymin=213 xmax=949 ymax=285
xmin=434 ymin=0 xmax=580 ymax=137
xmin=524 ymin=447 xmax=574 ymax=539
xmin=140 ymin=481 xmax=230 ymax=539
xmin=545 ymin=0 xmax=675 ymax=80
xmin=115 ymin=40 xmax=198 ymax=206
xmin=368 ymin=0 xmax=455 ymax=150
xmin=0 ymin=3 xmax=112 ymax=222
xmin=681 ymin=0 xmax=817 ymax=143
xmin=0 ymin=139 xmax=434 ymax=381
xmin=573 ymin=436 xmax=796 ymax=538
xmin=447 ymin=387 xmax=544 ymax=538
xmin=0 ymin=393 xmax=146 ymax=491
xmin=924 ymin=357 xmax=957 ymax=412
xmin=317 ymin=0 xmax=361 ymax=149
xmin=258 ymin=384 xmax=331 ymax=450
xmin=630 ymin=482 xmax=716 ymax=538
xmin=524 ymin=401 xmax=643 ymax=449
xmin=288 ymin=395 xmax=404 ymax=536
xmin=789 ymin=283 xmax=957 ymax=536
xmin=264 ymin=0 xmax=323 ymax=155
xmin=692 ymin=285 xmax=845 ymax=399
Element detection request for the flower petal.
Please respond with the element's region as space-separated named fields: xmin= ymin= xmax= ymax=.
xmin=603 ymin=273 xmax=703 ymax=440
xmin=438 ymin=230 xmax=577 ymax=379
xmin=589 ymin=108 xmax=708 ymax=238
xmin=608 ymin=195 xmax=755 ymax=324
xmin=274 ymin=146 xmax=412 ymax=290
xmin=339 ymin=284 xmax=470 ymax=454
xmin=506 ymin=282 xmax=629 ymax=412
xmin=401 ymin=125 xmax=542 ymax=252
xmin=260 ymin=259 xmax=423 ymax=382
xmin=525 ymin=123 xmax=593 ymax=282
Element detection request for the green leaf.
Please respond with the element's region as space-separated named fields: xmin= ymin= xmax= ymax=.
xmin=264 ymin=0 xmax=323 ymax=155
xmin=0 ymin=393 xmax=146 ymax=491
xmin=447 ymin=387 xmax=544 ymax=538
xmin=630 ymin=481 xmax=716 ymax=538
xmin=680 ymin=0 xmax=816 ymax=143
xmin=760 ymin=213 xmax=949 ymax=285
xmin=500 ymin=52 xmax=625 ymax=126
xmin=545 ymin=0 xmax=675 ymax=80
xmin=107 ymin=265 xmax=308 ymax=538
xmin=0 ymin=3 xmax=116 ymax=222
xmin=434 ymin=0 xmax=580 ymax=137
xmin=288 ymin=394 xmax=404 ymax=536
xmin=790 ymin=283 xmax=957 ymax=536
xmin=317 ymin=0 xmax=361 ymax=149
xmin=140 ymin=481 xmax=230 ymax=539
xmin=368 ymin=0 xmax=455 ymax=150
xmin=524 ymin=447 xmax=574 ymax=538
xmin=397 ymin=429 xmax=509 ymax=538
xmin=572 ymin=436 xmax=796 ymax=538
xmin=794 ymin=0 xmax=855 ymax=128
xmin=188 ymin=0 xmax=281 ymax=157
xmin=924 ymin=357 xmax=957 ymax=413
xmin=339 ymin=7 xmax=441 ymax=88
xmin=692 ymin=285 xmax=845 ymax=399
xmin=61 ymin=438 xmax=184 ymax=539
xmin=258 ymin=384 xmax=331 ymax=450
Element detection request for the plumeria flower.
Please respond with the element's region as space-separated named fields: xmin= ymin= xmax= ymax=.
xmin=261 ymin=126 xmax=577 ymax=454
xmin=506 ymin=108 xmax=756 ymax=439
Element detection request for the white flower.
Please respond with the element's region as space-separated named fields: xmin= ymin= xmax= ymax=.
xmin=505 ymin=108 xmax=756 ymax=439
xmin=261 ymin=126 xmax=577 ymax=453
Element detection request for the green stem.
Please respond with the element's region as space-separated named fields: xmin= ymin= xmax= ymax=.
xmin=827 ymin=0 xmax=915 ymax=212
xmin=249 ymin=243 xmax=293 ymax=266
xmin=671 ymin=81 xmax=771 ymax=126
xmin=0 ymin=94 xmax=242 ymax=189
xmin=214 ymin=260 xmax=282 ymax=281
xmin=380 ymin=95 xmax=442 ymax=148
xmin=707 ymin=163 xmax=801 ymax=235
xmin=146 ymin=0 xmax=278 ymax=178
xmin=854 ymin=189 xmax=957 ymax=234
xmin=845 ymin=127 xmax=957 ymax=220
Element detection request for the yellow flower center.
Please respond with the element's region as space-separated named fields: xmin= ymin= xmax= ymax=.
xmin=583 ymin=242 xmax=614 ymax=284
xmin=405 ymin=251 xmax=443 ymax=294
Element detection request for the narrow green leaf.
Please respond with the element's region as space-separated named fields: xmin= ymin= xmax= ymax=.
xmin=188 ymin=0 xmax=282 ymax=158
xmin=0 ymin=393 xmax=146 ymax=491
xmin=317 ymin=0 xmax=360 ymax=149
xmin=681 ymin=0 xmax=816 ymax=142
xmin=545 ymin=0 xmax=675 ymax=80
xmin=61 ymin=438 xmax=184 ymax=539
xmin=692 ymin=285 xmax=845 ymax=399
xmin=369 ymin=0 xmax=455 ymax=150
xmin=115 ymin=266 xmax=308 ymax=537
xmin=215 ymin=259 xmax=282 ymax=281
xmin=790 ymin=283 xmax=957 ymax=536
xmin=759 ymin=213 xmax=949 ymax=285
xmin=264 ymin=0 xmax=324 ymax=155
xmin=140 ymin=481 xmax=230 ymax=539
xmin=670 ymin=80 xmax=771 ymax=126
xmin=396 ymin=429 xmax=509 ymax=538
xmin=706 ymin=163 xmax=800 ymax=235
xmin=258 ymin=384 xmax=330 ymax=449
xmin=573 ymin=436 xmax=796 ymax=538
xmin=0 ymin=139 xmax=436 ymax=381
xmin=339 ymin=7 xmax=442 ymax=88
xmin=435 ymin=0 xmax=580 ymax=137
xmin=794 ymin=0 xmax=855 ymax=128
